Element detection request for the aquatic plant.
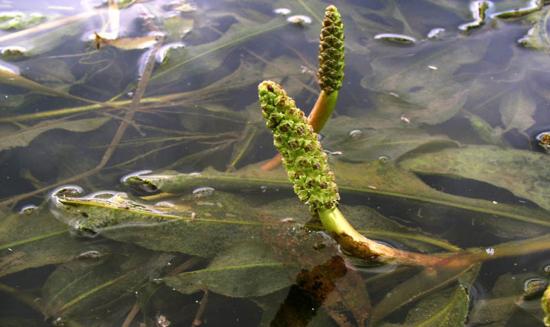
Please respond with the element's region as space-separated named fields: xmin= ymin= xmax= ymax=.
xmin=261 ymin=5 xmax=344 ymax=171
xmin=258 ymin=80 xmax=451 ymax=266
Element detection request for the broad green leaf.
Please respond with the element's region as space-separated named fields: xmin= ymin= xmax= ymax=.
xmin=322 ymin=116 xmax=459 ymax=163
xmin=381 ymin=285 xmax=469 ymax=327
xmin=127 ymin=160 xmax=550 ymax=229
xmin=52 ymin=188 xmax=462 ymax=258
xmin=399 ymin=145 xmax=550 ymax=211
xmin=42 ymin=247 xmax=173 ymax=322
xmin=0 ymin=208 xmax=107 ymax=278
xmin=164 ymin=242 xmax=295 ymax=298
xmin=52 ymin=190 xmax=310 ymax=258
xmin=0 ymin=117 xmax=109 ymax=151
xmin=499 ymin=88 xmax=537 ymax=133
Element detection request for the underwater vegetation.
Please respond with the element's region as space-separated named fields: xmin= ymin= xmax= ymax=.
xmin=1 ymin=0 xmax=550 ymax=326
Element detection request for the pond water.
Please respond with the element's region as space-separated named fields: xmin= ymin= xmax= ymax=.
xmin=1 ymin=0 xmax=550 ymax=326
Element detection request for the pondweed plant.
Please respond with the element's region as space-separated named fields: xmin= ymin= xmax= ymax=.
xmin=261 ymin=5 xmax=344 ymax=171
xmin=258 ymin=80 xmax=452 ymax=266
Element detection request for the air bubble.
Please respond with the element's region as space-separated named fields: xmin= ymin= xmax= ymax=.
xmin=50 ymin=185 xmax=83 ymax=202
xmin=19 ymin=204 xmax=38 ymax=215
xmin=155 ymin=42 xmax=185 ymax=63
xmin=274 ymin=8 xmax=291 ymax=16
xmin=523 ymin=277 xmax=548 ymax=300
xmin=427 ymin=28 xmax=445 ymax=39
xmin=378 ymin=155 xmax=391 ymax=163
xmin=77 ymin=250 xmax=103 ymax=259
xmin=192 ymin=186 xmax=215 ymax=198
xmin=287 ymin=15 xmax=312 ymax=25
xmin=374 ymin=33 xmax=416 ymax=45
xmin=348 ymin=129 xmax=363 ymax=139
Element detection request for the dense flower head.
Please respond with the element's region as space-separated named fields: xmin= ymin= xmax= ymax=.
xmin=317 ymin=5 xmax=345 ymax=94
xmin=258 ymin=80 xmax=340 ymax=212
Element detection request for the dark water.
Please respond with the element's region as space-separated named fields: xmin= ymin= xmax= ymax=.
xmin=0 ymin=0 xmax=549 ymax=326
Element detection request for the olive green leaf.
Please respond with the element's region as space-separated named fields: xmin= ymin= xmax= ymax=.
xmin=399 ymin=145 xmax=550 ymax=211
xmin=164 ymin=242 xmax=295 ymax=298
xmin=128 ymin=160 xmax=550 ymax=229
xmin=380 ymin=285 xmax=469 ymax=327
xmin=371 ymin=264 xmax=477 ymax=324
xmin=0 ymin=208 xmax=108 ymax=278
xmin=42 ymin=248 xmax=173 ymax=322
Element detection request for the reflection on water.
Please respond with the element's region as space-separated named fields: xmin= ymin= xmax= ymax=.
xmin=0 ymin=0 xmax=549 ymax=326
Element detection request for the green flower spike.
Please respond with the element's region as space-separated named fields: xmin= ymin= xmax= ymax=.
xmin=258 ymin=80 xmax=448 ymax=266
xmin=317 ymin=5 xmax=345 ymax=95
xmin=543 ymin=285 xmax=550 ymax=327
xmin=260 ymin=5 xmax=344 ymax=171
xmin=258 ymin=80 xmax=339 ymax=212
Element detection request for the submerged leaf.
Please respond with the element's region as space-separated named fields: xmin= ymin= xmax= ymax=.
xmin=0 ymin=117 xmax=109 ymax=151
xmin=164 ymin=242 xmax=295 ymax=298
xmin=0 ymin=207 xmax=107 ymax=278
xmin=363 ymin=36 xmax=490 ymax=127
xmin=371 ymin=264 xmax=477 ymax=324
xmin=322 ymin=116 xmax=459 ymax=163
xmin=499 ymin=88 xmax=536 ymax=133
xmin=381 ymin=285 xmax=469 ymax=326
xmin=399 ymin=145 xmax=550 ymax=211
xmin=42 ymin=247 xmax=173 ymax=321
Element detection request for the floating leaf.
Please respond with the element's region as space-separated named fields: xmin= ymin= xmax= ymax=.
xmin=52 ymin=190 xmax=306 ymax=257
xmin=127 ymin=160 xmax=550 ymax=229
xmin=0 ymin=117 xmax=109 ymax=151
xmin=399 ymin=145 xmax=550 ymax=211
